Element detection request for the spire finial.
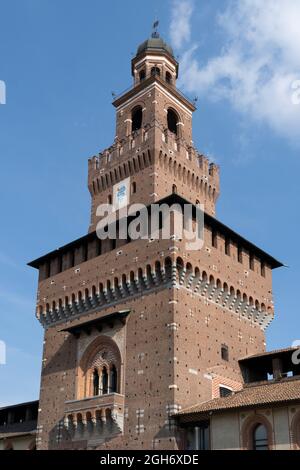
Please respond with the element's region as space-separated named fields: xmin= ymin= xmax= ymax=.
xmin=152 ymin=19 xmax=160 ymax=38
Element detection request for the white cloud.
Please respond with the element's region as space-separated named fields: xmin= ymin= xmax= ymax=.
xmin=174 ymin=0 xmax=300 ymax=145
xmin=170 ymin=0 xmax=194 ymax=49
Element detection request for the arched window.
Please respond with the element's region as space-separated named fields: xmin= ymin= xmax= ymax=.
xmin=110 ymin=365 xmax=117 ymax=393
xmin=107 ymin=194 xmax=112 ymax=204
xmin=151 ymin=66 xmax=160 ymax=77
xmin=139 ymin=69 xmax=146 ymax=82
xmin=132 ymin=106 xmax=143 ymax=132
xmin=166 ymin=71 xmax=172 ymax=84
xmin=93 ymin=368 xmax=99 ymax=396
xmin=101 ymin=366 xmax=108 ymax=395
xmin=167 ymin=108 xmax=178 ymax=135
xmin=253 ymin=424 xmax=268 ymax=450
xmin=172 ymin=184 xmax=177 ymax=194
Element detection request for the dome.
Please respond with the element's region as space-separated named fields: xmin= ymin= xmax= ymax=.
xmin=136 ymin=34 xmax=174 ymax=58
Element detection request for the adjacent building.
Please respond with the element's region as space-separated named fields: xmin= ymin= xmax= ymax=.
xmin=176 ymin=348 xmax=300 ymax=450
xmin=0 ymin=401 xmax=38 ymax=450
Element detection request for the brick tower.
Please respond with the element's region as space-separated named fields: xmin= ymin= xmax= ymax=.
xmin=29 ymin=32 xmax=282 ymax=450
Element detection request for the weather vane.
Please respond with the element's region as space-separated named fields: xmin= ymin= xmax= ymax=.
xmin=152 ymin=19 xmax=159 ymax=38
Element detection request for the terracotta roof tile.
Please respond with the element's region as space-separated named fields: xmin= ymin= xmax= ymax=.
xmin=177 ymin=379 xmax=300 ymax=418
xmin=239 ymin=347 xmax=298 ymax=362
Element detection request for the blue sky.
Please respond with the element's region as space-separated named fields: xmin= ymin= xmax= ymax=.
xmin=0 ymin=0 xmax=300 ymax=406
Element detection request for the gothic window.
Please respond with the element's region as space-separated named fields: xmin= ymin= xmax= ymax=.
xmin=110 ymin=365 xmax=117 ymax=393
xmin=167 ymin=108 xmax=179 ymax=135
xmin=253 ymin=424 xmax=268 ymax=450
xmin=151 ymin=66 xmax=160 ymax=77
xmin=139 ymin=69 xmax=146 ymax=82
xmin=79 ymin=336 xmax=121 ymax=399
xmin=132 ymin=106 xmax=143 ymax=132
xmin=93 ymin=369 xmax=99 ymax=396
xmin=101 ymin=366 xmax=108 ymax=395
xmin=166 ymin=71 xmax=172 ymax=84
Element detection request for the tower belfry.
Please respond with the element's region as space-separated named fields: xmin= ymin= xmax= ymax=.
xmin=29 ymin=34 xmax=282 ymax=450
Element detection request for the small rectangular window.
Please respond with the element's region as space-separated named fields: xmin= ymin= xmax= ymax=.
xmin=83 ymin=244 xmax=88 ymax=262
xmin=238 ymin=246 xmax=243 ymax=263
xmin=221 ymin=344 xmax=229 ymax=361
xmin=225 ymin=238 xmax=231 ymax=256
xmin=45 ymin=262 xmax=50 ymax=279
xmin=261 ymin=262 xmax=266 ymax=277
xmin=58 ymin=256 xmax=63 ymax=273
xmin=212 ymin=230 xmax=218 ymax=248
xmin=249 ymin=254 xmax=255 ymax=270
xmin=70 ymin=251 xmax=75 ymax=268
xmin=96 ymin=239 xmax=102 ymax=256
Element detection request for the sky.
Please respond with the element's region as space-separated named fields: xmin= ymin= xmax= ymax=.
xmin=0 ymin=0 xmax=300 ymax=407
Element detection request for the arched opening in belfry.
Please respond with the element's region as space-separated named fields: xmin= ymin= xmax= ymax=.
xmin=139 ymin=69 xmax=146 ymax=82
xmin=151 ymin=66 xmax=160 ymax=77
xmin=167 ymin=108 xmax=179 ymax=135
xmin=131 ymin=106 xmax=143 ymax=132
xmin=166 ymin=71 xmax=172 ymax=84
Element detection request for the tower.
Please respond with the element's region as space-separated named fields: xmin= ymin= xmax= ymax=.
xmin=29 ymin=33 xmax=282 ymax=450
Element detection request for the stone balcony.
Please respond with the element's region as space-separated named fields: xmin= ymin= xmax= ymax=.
xmin=64 ymin=393 xmax=125 ymax=437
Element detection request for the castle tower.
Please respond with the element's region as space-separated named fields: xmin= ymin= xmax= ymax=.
xmin=29 ymin=33 xmax=282 ymax=450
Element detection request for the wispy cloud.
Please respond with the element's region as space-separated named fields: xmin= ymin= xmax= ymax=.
xmin=0 ymin=252 xmax=20 ymax=270
xmin=169 ymin=0 xmax=194 ymax=50
xmin=171 ymin=0 xmax=300 ymax=146
xmin=0 ymin=287 xmax=34 ymax=310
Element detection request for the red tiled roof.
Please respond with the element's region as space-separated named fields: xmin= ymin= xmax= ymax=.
xmin=177 ymin=379 xmax=300 ymax=420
